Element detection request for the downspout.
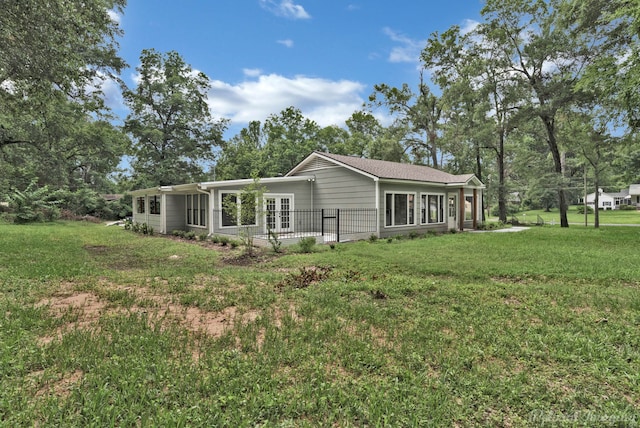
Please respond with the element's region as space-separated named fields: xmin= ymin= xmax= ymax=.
xmin=473 ymin=188 xmax=478 ymax=230
xmin=459 ymin=188 xmax=464 ymax=231
xmin=196 ymin=186 xmax=212 ymax=235
xmin=161 ymin=194 xmax=167 ymax=234
xmin=375 ymin=179 xmax=380 ymax=237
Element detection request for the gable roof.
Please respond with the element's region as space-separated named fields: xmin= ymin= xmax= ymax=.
xmin=288 ymin=151 xmax=483 ymax=187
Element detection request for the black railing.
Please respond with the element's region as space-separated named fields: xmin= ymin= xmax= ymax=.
xmin=210 ymin=208 xmax=377 ymax=242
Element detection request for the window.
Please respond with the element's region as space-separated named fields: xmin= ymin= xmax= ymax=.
xmin=136 ymin=197 xmax=145 ymax=214
xmin=221 ymin=192 xmax=256 ymax=227
xmin=149 ymin=195 xmax=160 ymax=215
xmin=464 ymin=195 xmax=473 ymax=221
xmin=186 ymin=194 xmax=208 ymax=227
xmin=385 ymin=192 xmax=415 ymax=227
xmin=421 ymin=194 xmax=444 ymax=224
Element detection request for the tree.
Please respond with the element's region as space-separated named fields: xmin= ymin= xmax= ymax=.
xmin=261 ymin=107 xmax=321 ymax=176
xmin=475 ymin=0 xmax=628 ymax=227
xmin=215 ymin=121 xmax=264 ymax=180
xmin=368 ymin=73 xmax=443 ymax=167
xmin=124 ymin=49 xmax=227 ymax=187
xmin=0 ymin=0 xmax=126 ymax=149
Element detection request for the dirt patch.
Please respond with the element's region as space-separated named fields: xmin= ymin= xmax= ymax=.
xmin=35 ymin=370 xmax=84 ymax=399
xmin=36 ymin=288 xmax=261 ymax=344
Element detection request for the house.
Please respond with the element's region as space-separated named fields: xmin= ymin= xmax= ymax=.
xmin=630 ymin=184 xmax=640 ymax=207
xmin=130 ymin=151 xmax=485 ymax=244
xmin=584 ymin=187 xmax=636 ymax=210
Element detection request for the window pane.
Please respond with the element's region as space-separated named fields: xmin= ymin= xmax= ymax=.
xmin=385 ymin=194 xmax=393 ymax=226
xmin=221 ymin=194 xmax=237 ymax=226
xmin=429 ymin=195 xmax=438 ymax=223
xmin=394 ymin=194 xmax=407 ymax=225
xmin=408 ymin=194 xmax=414 ymax=225
xmin=421 ymin=195 xmax=427 ymax=224
xmin=200 ymin=194 xmax=207 ymax=226
xmin=186 ymin=195 xmax=192 ymax=225
xmin=465 ymin=196 xmax=473 ymax=220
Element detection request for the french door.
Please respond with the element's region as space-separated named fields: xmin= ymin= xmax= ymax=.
xmin=264 ymin=195 xmax=293 ymax=233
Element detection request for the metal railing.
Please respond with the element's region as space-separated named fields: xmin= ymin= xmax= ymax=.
xmin=211 ymin=208 xmax=377 ymax=242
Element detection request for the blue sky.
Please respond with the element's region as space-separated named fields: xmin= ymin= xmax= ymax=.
xmin=109 ymin=0 xmax=484 ymax=135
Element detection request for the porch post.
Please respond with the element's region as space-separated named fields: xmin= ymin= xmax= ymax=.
xmin=459 ymin=188 xmax=464 ymax=231
xmin=473 ymin=188 xmax=478 ymax=230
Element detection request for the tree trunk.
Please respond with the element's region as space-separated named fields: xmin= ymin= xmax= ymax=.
xmin=542 ymin=117 xmax=569 ymax=227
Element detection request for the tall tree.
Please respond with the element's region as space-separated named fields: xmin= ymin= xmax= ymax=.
xmin=0 ymin=0 xmax=127 ymax=195
xmin=261 ymin=106 xmax=321 ymax=176
xmin=477 ymin=0 xmax=627 ymax=227
xmin=368 ymin=72 xmax=443 ymax=167
xmin=124 ymin=49 xmax=227 ymax=187
xmin=215 ymin=121 xmax=264 ymax=180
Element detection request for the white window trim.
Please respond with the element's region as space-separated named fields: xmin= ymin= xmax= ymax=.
xmin=186 ymin=194 xmax=208 ymax=228
xmin=218 ymin=191 xmax=258 ymax=228
xmin=384 ymin=191 xmax=416 ymax=228
xmin=420 ymin=193 xmax=446 ymax=225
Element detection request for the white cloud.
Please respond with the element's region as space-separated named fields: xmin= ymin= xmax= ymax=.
xmin=207 ymin=73 xmax=365 ymax=127
xmin=243 ymin=68 xmax=263 ymax=77
xmin=383 ymin=27 xmax=426 ymax=64
xmin=259 ymin=0 xmax=310 ymax=19
xmin=460 ymin=19 xmax=480 ymax=35
xmin=107 ymin=9 xmax=122 ymax=24
xmin=277 ymin=39 xmax=294 ymax=48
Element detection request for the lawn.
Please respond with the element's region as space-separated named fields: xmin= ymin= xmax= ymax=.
xmin=1 ymin=222 xmax=639 ymax=426
xmin=503 ymin=206 xmax=640 ymax=226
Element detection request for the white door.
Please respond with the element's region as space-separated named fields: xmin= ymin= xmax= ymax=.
xmin=264 ymin=196 xmax=293 ymax=233
xmin=447 ymin=194 xmax=457 ymax=230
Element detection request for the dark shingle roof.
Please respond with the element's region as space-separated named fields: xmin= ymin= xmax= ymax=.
xmin=317 ymin=152 xmax=476 ymax=185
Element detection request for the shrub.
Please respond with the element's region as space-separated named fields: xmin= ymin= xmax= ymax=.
xmin=185 ymin=231 xmax=196 ymax=240
xmin=369 ymin=234 xmax=378 ymax=243
xmin=230 ymin=240 xmax=239 ymax=249
xmin=172 ymin=230 xmax=186 ymax=238
xmin=576 ymin=205 xmax=594 ymax=214
xmin=211 ymin=235 xmax=220 ymax=244
xmin=619 ymin=204 xmax=637 ymax=211
xmin=298 ymin=237 xmax=316 ymax=253
xmin=7 ymin=181 xmax=61 ymax=223
xmin=218 ymin=236 xmax=230 ymax=246
xmin=198 ymin=233 xmax=209 ymax=241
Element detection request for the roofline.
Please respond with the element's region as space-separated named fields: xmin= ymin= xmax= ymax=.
xmin=199 ymin=175 xmax=315 ymax=189
xmin=286 ymin=152 xmax=379 ymax=181
xmin=378 ymin=178 xmax=485 ymax=188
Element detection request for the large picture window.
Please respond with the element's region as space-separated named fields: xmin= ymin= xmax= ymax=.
xmin=149 ymin=195 xmax=160 ymax=215
xmin=186 ymin=194 xmax=208 ymax=227
xmin=220 ymin=192 xmax=256 ymax=227
xmin=385 ymin=192 xmax=415 ymax=227
xmin=421 ymin=194 xmax=444 ymax=224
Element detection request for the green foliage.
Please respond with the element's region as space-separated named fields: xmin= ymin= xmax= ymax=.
xmin=298 ymin=236 xmax=317 ymax=253
xmin=198 ymin=233 xmax=209 ymax=241
xmin=267 ymin=229 xmax=283 ymax=253
xmin=576 ymin=205 xmax=594 ymax=214
xmin=6 ymin=182 xmax=60 ymax=223
xmin=123 ymin=49 xmax=228 ymax=187
xmin=368 ymin=234 xmax=378 ymax=242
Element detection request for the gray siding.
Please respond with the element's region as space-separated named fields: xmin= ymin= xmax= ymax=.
xmin=296 ymin=165 xmax=376 ymax=209
xmin=166 ymin=194 xmax=186 ymax=233
xmin=378 ymin=182 xmax=451 ymax=238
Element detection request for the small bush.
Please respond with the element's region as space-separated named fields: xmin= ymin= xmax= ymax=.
xmin=218 ymin=236 xmax=230 ymax=246
xmin=211 ymin=235 xmax=220 ymax=244
xmin=298 ymin=237 xmax=316 ymax=253
xmin=198 ymin=233 xmax=208 ymax=241
xmin=230 ymin=240 xmax=239 ymax=249
xmin=185 ymin=231 xmax=196 ymax=240
xmin=619 ymin=204 xmax=637 ymax=211
xmin=369 ymin=234 xmax=378 ymax=243
xmin=387 ymin=237 xmax=393 ymax=243
xmin=172 ymin=230 xmax=186 ymax=238
xmin=576 ymin=205 xmax=594 ymax=214
xmin=409 ymin=231 xmax=420 ymax=239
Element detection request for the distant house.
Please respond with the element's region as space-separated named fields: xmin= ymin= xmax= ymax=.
xmin=131 ymin=151 xmax=485 ymax=244
xmin=583 ymin=187 xmax=639 ymax=210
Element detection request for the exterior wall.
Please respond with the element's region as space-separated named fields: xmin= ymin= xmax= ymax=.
xmin=292 ymin=164 xmax=376 ymax=209
xmin=166 ymin=194 xmax=186 ymax=233
xmin=210 ymin=181 xmax=313 ymax=236
xmin=378 ymin=181 xmax=451 ymax=238
xmin=132 ymin=193 xmax=162 ymax=232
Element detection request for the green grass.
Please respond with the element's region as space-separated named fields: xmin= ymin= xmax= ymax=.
xmin=508 ymin=205 xmax=640 ymax=225
xmin=1 ymin=222 xmax=639 ymax=426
